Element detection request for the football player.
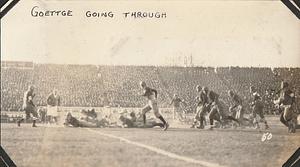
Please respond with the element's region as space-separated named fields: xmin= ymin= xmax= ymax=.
xmin=119 ymin=111 xmax=164 ymax=128
xmin=140 ymin=81 xmax=169 ymax=131
xmin=46 ymin=89 xmax=61 ymax=124
xmin=207 ymin=90 xmax=223 ymax=129
xmin=170 ymin=94 xmax=187 ymax=121
xmin=17 ymin=85 xmax=38 ymax=127
xmin=228 ymin=90 xmax=248 ymax=126
xmin=64 ymin=112 xmax=109 ymax=128
xmin=250 ymin=93 xmax=269 ymax=130
xmin=191 ymin=86 xmax=209 ymax=129
xmin=274 ymin=81 xmax=297 ymax=133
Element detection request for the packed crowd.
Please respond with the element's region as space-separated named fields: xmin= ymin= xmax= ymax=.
xmin=1 ymin=64 xmax=299 ymax=114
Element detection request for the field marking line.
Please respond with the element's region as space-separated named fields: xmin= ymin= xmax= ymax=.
xmin=87 ymin=128 xmax=228 ymax=167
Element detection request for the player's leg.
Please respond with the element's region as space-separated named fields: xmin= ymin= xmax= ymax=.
xmin=226 ymin=115 xmax=240 ymax=125
xmin=199 ymin=106 xmax=206 ymax=129
xmin=142 ymin=105 xmax=151 ymax=125
xmin=252 ymin=111 xmax=260 ymax=129
xmin=31 ymin=107 xmax=38 ymax=127
xmin=152 ymin=103 xmax=168 ymax=130
xmin=173 ymin=107 xmax=176 ymax=120
xmin=283 ymin=106 xmax=297 ymax=133
xmin=259 ymin=112 xmax=269 ymax=129
xmin=280 ymin=111 xmax=289 ymax=127
xmin=191 ymin=107 xmax=201 ymax=128
xmin=289 ymin=114 xmax=297 ymax=133
xmin=208 ymin=107 xmax=221 ymax=129
xmin=17 ymin=112 xmax=27 ymax=127
xmin=283 ymin=106 xmax=293 ymax=132
xmin=236 ymin=106 xmax=249 ymax=127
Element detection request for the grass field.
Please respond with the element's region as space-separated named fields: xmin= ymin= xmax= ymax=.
xmin=1 ymin=116 xmax=299 ymax=167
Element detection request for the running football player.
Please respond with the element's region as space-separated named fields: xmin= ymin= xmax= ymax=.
xmin=250 ymin=93 xmax=270 ymax=130
xmin=140 ymin=81 xmax=169 ymax=131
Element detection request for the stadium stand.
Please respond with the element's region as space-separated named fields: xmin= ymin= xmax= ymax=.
xmin=1 ymin=64 xmax=299 ymax=114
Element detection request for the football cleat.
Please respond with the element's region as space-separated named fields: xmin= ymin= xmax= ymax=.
xmin=163 ymin=122 xmax=169 ymax=131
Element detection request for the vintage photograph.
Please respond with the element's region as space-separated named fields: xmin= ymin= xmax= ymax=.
xmin=1 ymin=0 xmax=300 ymax=167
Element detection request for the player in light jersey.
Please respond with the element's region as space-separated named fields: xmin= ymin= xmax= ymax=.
xmin=140 ymin=81 xmax=169 ymax=131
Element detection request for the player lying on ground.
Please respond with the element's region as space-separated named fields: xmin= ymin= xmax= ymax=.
xmin=140 ymin=81 xmax=169 ymax=131
xmin=64 ymin=112 xmax=111 ymax=128
xmin=119 ymin=112 xmax=164 ymax=128
xmin=80 ymin=108 xmax=98 ymax=122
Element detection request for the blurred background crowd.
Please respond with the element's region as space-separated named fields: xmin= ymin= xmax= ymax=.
xmin=1 ymin=64 xmax=299 ymax=115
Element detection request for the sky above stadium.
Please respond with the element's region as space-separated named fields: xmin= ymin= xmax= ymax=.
xmin=1 ymin=0 xmax=300 ymax=67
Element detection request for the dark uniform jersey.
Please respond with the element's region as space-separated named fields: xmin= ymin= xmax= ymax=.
xmin=23 ymin=90 xmax=35 ymax=107
xmin=230 ymin=94 xmax=242 ymax=107
xmin=252 ymin=99 xmax=264 ymax=112
xmin=142 ymin=87 xmax=158 ymax=100
xmin=121 ymin=117 xmax=135 ymax=128
xmin=47 ymin=93 xmax=61 ymax=106
xmin=279 ymin=89 xmax=295 ymax=105
xmin=66 ymin=114 xmax=80 ymax=127
xmin=197 ymin=90 xmax=209 ymax=106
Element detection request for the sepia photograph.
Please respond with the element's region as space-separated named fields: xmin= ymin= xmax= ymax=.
xmin=1 ymin=0 xmax=300 ymax=167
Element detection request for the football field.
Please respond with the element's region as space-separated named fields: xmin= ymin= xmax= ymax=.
xmin=1 ymin=116 xmax=299 ymax=167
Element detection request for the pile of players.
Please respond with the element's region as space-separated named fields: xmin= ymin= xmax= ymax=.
xmin=63 ymin=109 xmax=164 ymax=129
xmin=188 ymin=85 xmax=269 ymax=130
xmin=185 ymin=81 xmax=297 ymax=133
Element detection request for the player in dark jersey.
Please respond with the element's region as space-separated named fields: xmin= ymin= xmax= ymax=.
xmin=191 ymin=85 xmax=209 ymax=129
xmin=250 ymin=93 xmax=269 ymax=130
xmin=47 ymin=89 xmax=61 ymax=124
xmin=207 ymin=90 xmax=224 ymax=129
xmin=274 ymin=81 xmax=297 ymax=133
xmin=170 ymin=94 xmax=187 ymax=121
xmin=17 ymin=85 xmax=38 ymax=127
xmin=228 ymin=90 xmax=251 ymax=127
xmin=140 ymin=81 xmax=169 ymax=131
